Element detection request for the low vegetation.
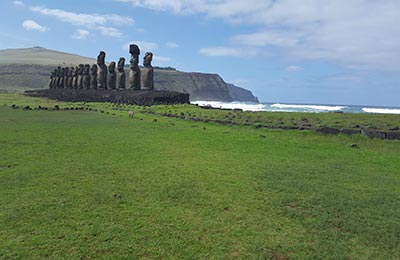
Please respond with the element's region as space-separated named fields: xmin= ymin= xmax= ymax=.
xmin=1 ymin=94 xmax=400 ymax=259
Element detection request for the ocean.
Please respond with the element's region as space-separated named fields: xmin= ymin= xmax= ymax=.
xmin=191 ymin=101 xmax=400 ymax=114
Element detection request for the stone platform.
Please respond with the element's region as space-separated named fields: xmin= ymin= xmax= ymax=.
xmin=24 ymin=89 xmax=190 ymax=106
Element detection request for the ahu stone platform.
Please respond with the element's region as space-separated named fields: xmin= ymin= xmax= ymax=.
xmin=24 ymin=89 xmax=190 ymax=106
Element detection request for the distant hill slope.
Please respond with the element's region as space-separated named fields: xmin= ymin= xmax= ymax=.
xmin=0 ymin=47 xmax=96 ymax=65
xmin=0 ymin=47 xmax=258 ymax=102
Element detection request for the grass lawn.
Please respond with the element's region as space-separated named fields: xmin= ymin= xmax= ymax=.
xmin=1 ymin=94 xmax=400 ymax=259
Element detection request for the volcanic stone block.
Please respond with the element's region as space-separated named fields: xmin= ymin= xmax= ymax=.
xmin=386 ymin=131 xmax=400 ymax=140
xmin=363 ymin=129 xmax=387 ymax=139
xmin=316 ymin=126 xmax=340 ymax=135
xmin=341 ymin=128 xmax=362 ymax=135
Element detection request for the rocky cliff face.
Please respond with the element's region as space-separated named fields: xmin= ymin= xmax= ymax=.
xmin=0 ymin=47 xmax=259 ymax=102
xmin=227 ymin=84 xmax=259 ymax=103
xmin=155 ymin=71 xmax=234 ymax=102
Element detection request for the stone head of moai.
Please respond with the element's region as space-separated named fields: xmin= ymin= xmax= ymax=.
xmin=73 ymin=66 xmax=79 ymax=76
xmin=91 ymin=64 xmax=97 ymax=74
xmin=69 ymin=67 xmax=74 ymax=76
xmin=57 ymin=66 xmax=62 ymax=76
xmin=129 ymin=44 xmax=140 ymax=56
xmin=143 ymin=52 xmax=153 ymax=67
xmin=84 ymin=64 xmax=90 ymax=74
xmin=97 ymin=51 xmax=106 ymax=65
xmin=109 ymin=62 xmax=116 ymax=72
xmin=79 ymin=64 xmax=84 ymax=74
xmin=129 ymin=44 xmax=140 ymax=67
xmin=117 ymin=58 xmax=125 ymax=71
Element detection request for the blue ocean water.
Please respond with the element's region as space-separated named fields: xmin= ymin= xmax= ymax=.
xmin=191 ymin=101 xmax=400 ymax=114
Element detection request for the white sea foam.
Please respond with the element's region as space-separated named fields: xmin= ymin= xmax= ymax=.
xmin=362 ymin=108 xmax=400 ymax=114
xmin=271 ymin=103 xmax=346 ymax=111
xmin=191 ymin=101 xmax=265 ymax=111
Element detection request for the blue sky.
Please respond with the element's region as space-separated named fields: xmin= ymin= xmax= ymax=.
xmin=1 ymin=0 xmax=400 ymax=106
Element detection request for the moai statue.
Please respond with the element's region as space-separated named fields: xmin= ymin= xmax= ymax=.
xmin=128 ymin=44 xmax=141 ymax=90
xmin=107 ymin=62 xmax=116 ymax=90
xmin=72 ymin=66 xmax=79 ymax=89
xmin=49 ymin=71 xmax=54 ymax=89
xmin=97 ymin=51 xmax=107 ymax=89
xmin=83 ymin=64 xmax=91 ymax=89
xmin=141 ymin=52 xmax=154 ymax=90
xmin=78 ymin=64 xmax=84 ymax=89
xmin=63 ymin=67 xmax=69 ymax=89
xmin=116 ymin=57 xmax=126 ymax=90
xmin=90 ymin=64 xmax=98 ymax=89
xmin=68 ymin=67 xmax=74 ymax=89
xmin=55 ymin=67 xmax=62 ymax=88
xmin=60 ymin=68 xmax=65 ymax=89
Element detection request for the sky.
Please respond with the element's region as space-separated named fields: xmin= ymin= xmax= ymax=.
xmin=1 ymin=0 xmax=400 ymax=106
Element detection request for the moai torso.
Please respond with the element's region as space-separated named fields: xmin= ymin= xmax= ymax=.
xmin=90 ymin=64 xmax=98 ymax=89
xmin=97 ymin=51 xmax=108 ymax=89
xmin=116 ymin=57 xmax=126 ymax=90
xmin=107 ymin=62 xmax=117 ymax=90
xmin=83 ymin=64 xmax=91 ymax=89
xmin=68 ymin=67 xmax=74 ymax=89
xmin=72 ymin=67 xmax=79 ymax=89
xmin=64 ymin=67 xmax=70 ymax=89
xmin=49 ymin=72 xmax=54 ymax=89
xmin=128 ymin=44 xmax=141 ymax=90
xmin=78 ymin=64 xmax=84 ymax=89
xmin=55 ymin=67 xmax=62 ymax=88
xmin=60 ymin=68 xmax=65 ymax=89
xmin=141 ymin=52 xmax=154 ymax=90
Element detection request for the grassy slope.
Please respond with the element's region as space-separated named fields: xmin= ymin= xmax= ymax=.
xmin=0 ymin=47 xmax=96 ymax=65
xmin=1 ymin=94 xmax=400 ymax=259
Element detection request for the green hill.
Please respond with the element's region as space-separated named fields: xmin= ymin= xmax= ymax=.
xmin=0 ymin=47 xmax=258 ymax=102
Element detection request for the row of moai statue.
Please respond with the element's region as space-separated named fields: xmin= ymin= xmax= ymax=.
xmin=49 ymin=44 xmax=154 ymax=91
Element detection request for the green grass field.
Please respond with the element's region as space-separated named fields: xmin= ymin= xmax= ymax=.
xmin=1 ymin=94 xmax=400 ymax=259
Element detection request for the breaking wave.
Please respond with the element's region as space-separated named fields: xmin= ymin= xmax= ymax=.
xmin=271 ymin=103 xmax=346 ymax=112
xmin=362 ymin=108 xmax=400 ymax=114
xmin=191 ymin=101 xmax=265 ymax=111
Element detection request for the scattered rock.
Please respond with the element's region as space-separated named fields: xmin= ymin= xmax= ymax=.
xmin=363 ymin=129 xmax=387 ymax=139
xmin=316 ymin=126 xmax=340 ymax=135
xmin=386 ymin=131 xmax=400 ymax=140
xmin=341 ymin=128 xmax=361 ymax=135
xmin=259 ymin=134 xmax=266 ymax=138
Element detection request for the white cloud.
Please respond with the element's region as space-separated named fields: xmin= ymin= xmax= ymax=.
xmin=31 ymin=6 xmax=134 ymax=27
xmin=286 ymin=66 xmax=303 ymax=72
xmin=72 ymin=29 xmax=90 ymax=40
xmin=116 ymin=0 xmax=400 ymax=70
xmin=13 ymin=1 xmax=24 ymax=7
xmin=198 ymin=47 xmax=257 ymax=57
xmin=96 ymin=26 xmax=122 ymax=38
xmin=153 ymin=56 xmax=172 ymax=65
xmin=22 ymin=20 xmax=47 ymax=32
xmin=123 ymin=41 xmax=158 ymax=53
xmin=166 ymin=41 xmax=179 ymax=48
